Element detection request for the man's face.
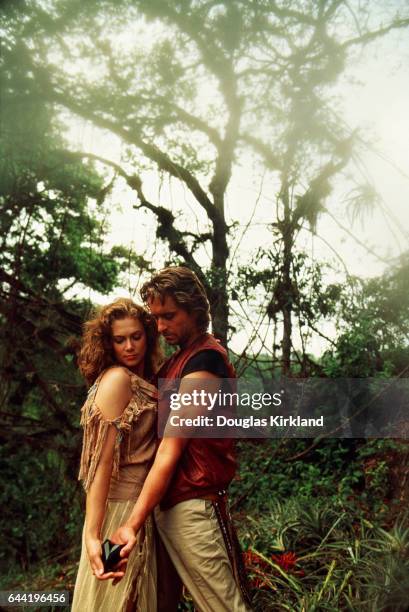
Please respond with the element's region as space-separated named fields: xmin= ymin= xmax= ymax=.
xmin=148 ymin=295 xmax=198 ymax=347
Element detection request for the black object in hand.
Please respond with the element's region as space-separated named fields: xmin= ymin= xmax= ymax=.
xmin=101 ymin=539 xmax=124 ymax=572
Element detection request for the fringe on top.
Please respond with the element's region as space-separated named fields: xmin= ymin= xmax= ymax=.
xmin=78 ymin=368 xmax=157 ymax=492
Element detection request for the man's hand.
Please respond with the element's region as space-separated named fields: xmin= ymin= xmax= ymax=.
xmin=110 ymin=524 xmax=138 ymax=559
xmin=85 ymin=533 xmax=127 ymax=582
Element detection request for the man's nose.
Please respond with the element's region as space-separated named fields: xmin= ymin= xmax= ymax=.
xmin=157 ymin=319 xmax=167 ymax=333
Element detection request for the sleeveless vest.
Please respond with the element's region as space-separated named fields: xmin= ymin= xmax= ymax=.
xmin=158 ymin=333 xmax=237 ymax=510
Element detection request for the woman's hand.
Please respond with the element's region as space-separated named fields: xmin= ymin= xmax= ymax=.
xmin=85 ymin=534 xmax=105 ymax=577
xmin=85 ymin=533 xmax=127 ymax=581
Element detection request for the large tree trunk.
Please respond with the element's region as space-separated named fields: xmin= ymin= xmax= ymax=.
xmin=209 ymin=195 xmax=230 ymax=347
xmin=209 ymin=277 xmax=229 ymax=348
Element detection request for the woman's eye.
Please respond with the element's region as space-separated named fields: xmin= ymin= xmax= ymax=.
xmin=132 ymin=335 xmax=142 ymax=340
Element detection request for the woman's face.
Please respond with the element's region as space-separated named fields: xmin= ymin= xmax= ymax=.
xmin=111 ymin=316 xmax=147 ymax=374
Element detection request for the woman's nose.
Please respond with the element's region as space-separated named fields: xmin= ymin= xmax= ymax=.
xmin=125 ymin=338 xmax=133 ymax=350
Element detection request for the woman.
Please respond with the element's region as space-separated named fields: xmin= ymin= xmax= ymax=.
xmin=72 ymin=298 xmax=162 ymax=612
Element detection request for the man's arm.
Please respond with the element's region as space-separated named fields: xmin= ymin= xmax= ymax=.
xmin=109 ymin=436 xmax=187 ymax=556
xmin=109 ymin=371 xmax=221 ymax=560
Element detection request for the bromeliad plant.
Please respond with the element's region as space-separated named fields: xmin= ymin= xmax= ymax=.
xmin=239 ymin=499 xmax=409 ymax=611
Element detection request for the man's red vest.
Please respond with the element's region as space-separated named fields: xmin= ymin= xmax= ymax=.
xmin=158 ymin=333 xmax=237 ymax=510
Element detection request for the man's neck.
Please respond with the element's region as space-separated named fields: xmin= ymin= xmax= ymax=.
xmin=179 ymin=330 xmax=206 ymax=350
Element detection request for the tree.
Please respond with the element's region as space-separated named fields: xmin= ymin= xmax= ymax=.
xmin=0 ymin=34 xmax=140 ymax=569
xmin=2 ymin=0 xmax=408 ymax=355
xmin=322 ymin=253 xmax=409 ymax=377
xmin=0 ymin=36 xmax=127 ymax=451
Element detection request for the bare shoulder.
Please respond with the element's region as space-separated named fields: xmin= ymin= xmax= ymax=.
xmin=95 ymin=367 xmax=133 ymax=420
xmin=99 ymin=366 xmax=131 ymax=386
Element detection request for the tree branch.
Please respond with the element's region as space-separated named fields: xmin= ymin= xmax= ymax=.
xmin=29 ymin=56 xmax=221 ymax=224
xmin=241 ymin=134 xmax=282 ymax=171
xmin=341 ymin=18 xmax=409 ymax=49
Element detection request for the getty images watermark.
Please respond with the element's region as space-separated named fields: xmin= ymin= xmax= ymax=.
xmin=158 ymin=378 xmax=409 ymax=439
xmin=167 ymin=388 xmax=324 ymax=428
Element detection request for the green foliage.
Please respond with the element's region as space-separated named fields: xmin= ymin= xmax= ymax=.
xmin=0 ymin=29 xmax=131 ymax=577
xmin=0 ymin=445 xmax=83 ymax=573
xmin=319 ymin=256 xmax=409 ymax=377
xmin=231 ymin=438 xmax=408 ymax=515
xmin=0 ymin=119 xmax=120 ymax=298
xmin=238 ymin=498 xmax=409 ymax=611
xmin=230 ymin=437 xmax=409 ymax=609
xmin=236 ymin=249 xmax=342 ymax=323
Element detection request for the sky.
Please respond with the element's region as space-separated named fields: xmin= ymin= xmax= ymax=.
xmin=64 ymin=16 xmax=409 ymax=355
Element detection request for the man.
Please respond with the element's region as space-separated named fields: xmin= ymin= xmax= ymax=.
xmin=111 ymin=266 xmax=250 ymax=612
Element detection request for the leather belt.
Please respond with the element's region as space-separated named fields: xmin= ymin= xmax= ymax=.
xmin=200 ymin=489 xmax=227 ymax=502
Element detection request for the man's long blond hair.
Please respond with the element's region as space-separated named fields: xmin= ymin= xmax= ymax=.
xmin=140 ymin=266 xmax=210 ymax=333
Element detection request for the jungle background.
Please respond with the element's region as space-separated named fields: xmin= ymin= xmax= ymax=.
xmin=1 ymin=1 xmax=409 ymax=610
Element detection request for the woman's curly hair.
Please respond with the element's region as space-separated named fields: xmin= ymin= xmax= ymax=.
xmin=78 ymin=298 xmax=162 ymax=386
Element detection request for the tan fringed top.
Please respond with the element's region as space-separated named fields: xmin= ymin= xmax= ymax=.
xmin=78 ymin=367 xmax=157 ymax=501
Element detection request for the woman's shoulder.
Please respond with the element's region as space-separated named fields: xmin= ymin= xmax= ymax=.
xmin=99 ymin=366 xmax=132 ymax=387
xmin=99 ymin=367 xmax=156 ymax=395
xmin=94 ymin=367 xmax=133 ymax=420
xmin=95 ymin=368 xmax=157 ymax=409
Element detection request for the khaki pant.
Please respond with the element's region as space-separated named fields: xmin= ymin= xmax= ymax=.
xmin=155 ymin=499 xmax=249 ymax=612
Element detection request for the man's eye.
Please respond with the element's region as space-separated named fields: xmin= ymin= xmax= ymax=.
xmin=164 ymin=314 xmax=174 ymax=320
